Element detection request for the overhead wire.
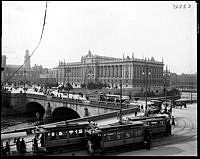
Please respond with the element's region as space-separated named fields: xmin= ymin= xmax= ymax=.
xmin=3 ymin=1 xmax=48 ymax=84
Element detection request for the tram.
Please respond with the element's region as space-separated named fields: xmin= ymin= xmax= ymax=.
xmin=85 ymin=120 xmax=151 ymax=154
xmin=128 ymin=114 xmax=171 ymax=137
xmin=100 ymin=94 xmax=129 ymax=103
xmin=33 ymin=121 xmax=90 ymax=153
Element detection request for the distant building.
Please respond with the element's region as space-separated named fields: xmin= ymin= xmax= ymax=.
xmin=170 ymin=72 xmax=197 ymax=91
xmin=57 ymin=50 xmax=165 ymax=94
xmin=38 ymin=68 xmax=57 ymax=84
xmin=2 ymin=50 xmax=57 ymax=85
xmin=24 ymin=49 xmax=31 ymax=70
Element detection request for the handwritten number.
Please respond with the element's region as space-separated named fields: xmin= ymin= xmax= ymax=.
xmin=173 ymin=4 xmax=192 ymax=9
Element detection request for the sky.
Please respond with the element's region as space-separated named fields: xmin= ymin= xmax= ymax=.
xmin=2 ymin=1 xmax=197 ymax=74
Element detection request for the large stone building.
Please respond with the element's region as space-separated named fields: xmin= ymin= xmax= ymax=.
xmin=57 ymin=50 xmax=165 ymax=94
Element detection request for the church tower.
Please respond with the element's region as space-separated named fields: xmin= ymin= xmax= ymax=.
xmin=24 ymin=49 xmax=31 ymax=70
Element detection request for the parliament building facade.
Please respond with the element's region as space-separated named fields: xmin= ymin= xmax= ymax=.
xmin=57 ymin=50 xmax=165 ymax=94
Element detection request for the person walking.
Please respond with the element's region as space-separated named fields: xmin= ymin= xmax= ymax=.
xmin=135 ymin=111 xmax=137 ymax=117
xmin=33 ymin=136 xmax=38 ymax=151
xmin=20 ymin=138 xmax=26 ymax=153
xmin=16 ymin=138 xmax=20 ymax=152
xmin=5 ymin=142 xmax=10 ymax=155
xmin=172 ymin=116 xmax=175 ymax=126
xmin=40 ymin=134 xmax=45 ymax=147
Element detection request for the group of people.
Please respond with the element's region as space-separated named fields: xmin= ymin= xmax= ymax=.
xmin=14 ymin=137 xmax=26 ymax=154
xmin=1 ymin=138 xmax=27 ymax=155
xmin=1 ymin=141 xmax=10 ymax=155
xmin=32 ymin=134 xmax=45 ymax=152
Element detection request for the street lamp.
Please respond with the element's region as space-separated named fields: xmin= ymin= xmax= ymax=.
xmin=142 ymin=68 xmax=151 ymax=113
xmin=24 ymin=69 xmax=27 ymax=93
xmin=163 ymin=70 xmax=170 ymax=103
xmin=66 ymin=67 xmax=71 ymax=99
xmin=190 ymin=75 xmax=193 ymax=104
xmin=119 ymin=80 xmax=122 ymax=122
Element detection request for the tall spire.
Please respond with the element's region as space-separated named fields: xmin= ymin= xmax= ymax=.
xmin=88 ymin=50 xmax=92 ymax=57
xmin=132 ymin=52 xmax=134 ymax=59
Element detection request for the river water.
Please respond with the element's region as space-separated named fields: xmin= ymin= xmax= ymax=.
xmin=1 ymin=115 xmax=35 ymax=133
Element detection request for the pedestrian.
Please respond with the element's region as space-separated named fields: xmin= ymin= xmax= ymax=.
xmin=135 ymin=111 xmax=137 ymax=117
xmin=5 ymin=141 xmax=10 ymax=155
xmin=147 ymin=132 xmax=152 ymax=150
xmin=144 ymin=129 xmax=151 ymax=150
xmin=16 ymin=138 xmax=20 ymax=152
xmin=184 ymin=103 xmax=187 ymax=108
xmin=172 ymin=116 xmax=175 ymax=126
xmin=40 ymin=134 xmax=45 ymax=147
xmin=1 ymin=143 xmax=4 ymax=156
xmin=167 ymin=120 xmax=172 ymax=135
xmin=20 ymin=138 xmax=26 ymax=153
xmin=33 ymin=136 xmax=38 ymax=151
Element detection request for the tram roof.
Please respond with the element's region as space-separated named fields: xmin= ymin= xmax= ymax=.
xmin=97 ymin=120 xmax=144 ymax=130
xmin=175 ymin=98 xmax=188 ymax=102
xmin=1 ymin=132 xmax=27 ymax=141
xmin=41 ymin=121 xmax=89 ymax=130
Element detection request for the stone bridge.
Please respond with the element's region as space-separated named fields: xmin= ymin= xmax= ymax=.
xmin=2 ymin=92 xmax=123 ymax=122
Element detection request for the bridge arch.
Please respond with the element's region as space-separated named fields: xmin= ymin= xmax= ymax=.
xmin=25 ymin=102 xmax=45 ymax=120
xmin=52 ymin=107 xmax=80 ymax=122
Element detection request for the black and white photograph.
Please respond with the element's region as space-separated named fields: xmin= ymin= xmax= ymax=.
xmin=1 ymin=1 xmax=197 ymax=156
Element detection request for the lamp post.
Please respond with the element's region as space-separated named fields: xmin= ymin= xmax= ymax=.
xmin=119 ymin=80 xmax=122 ymax=122
xmin=142 ymin=68 xmax=151 ymax=112
xmin=66 ymin=67 xmax=71 ymax=99
xmin=190 ymin=75 xmax=193 ymax=104
xmin=163 ymin=69 xmax=170 ymax=103
xmin=24 ymin=69 xmax=26 ymax=93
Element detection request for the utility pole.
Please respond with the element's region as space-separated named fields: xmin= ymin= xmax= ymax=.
xmin=145 ymin=68 xmax=148 ymax=111
xmin=143 ymin=65 xmax=151 ymax=112
xmin=190 ymin=76 xmax=193 ymax=104
xmin=67 ymin=67 xmax=70 ymax=99
xmin=119 ymin=80 xmax=122 ymax=122
xmin=24 ymin=69 xmax=26 ymax=93
xmin=163 ymin=67 xmax=170 ymax=103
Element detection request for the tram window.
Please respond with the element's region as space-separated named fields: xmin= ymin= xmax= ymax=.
xmin=150 ymin=121 xmax=158 ymax=125
xmin=59 ymin=132 xmax=63 ymax=136
xmin=62 ymin=131 xmax=67 ymax=136
xmin=69 ymin=130 xmax=73 ymax=137
xmin=133 ymin=129 xmax=143 ymax=137
xmin=78 ymin=129 xmax=84 ymax=137
xmin=107 ymin=132 xmax=115 ymax=141
xmin=137 ymin=130 xmax=143 ymax=136
xmin=160 ymin=121 xmax=164 ymax=125
xmin=116 ymin=132 xmax=124 ymax=140
xmin=103 ymin=133 xmax=107 ymax=141
xmin=70 ymin=130 xmax=77 ymax=138
xmin=125 ymin=131 xmax=131 ymax=138
xmin=133 ymin=130 xmax=138 ymax=137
